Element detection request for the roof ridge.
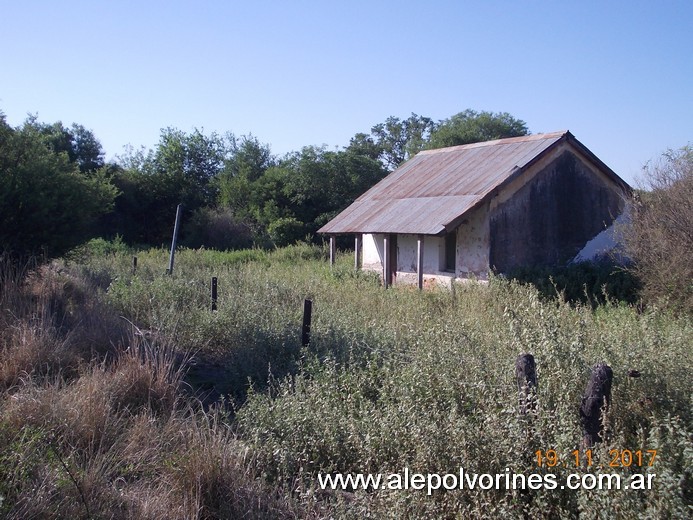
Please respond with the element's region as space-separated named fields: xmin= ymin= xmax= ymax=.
xmin=418 ymin=130 xmax=568 ymax=155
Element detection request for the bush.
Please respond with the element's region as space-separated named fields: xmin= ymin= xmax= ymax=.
xmin=623 ymin=146 xmax=692 ymax=313
xmin=182 ymin=207 xmax=255 ymax=250
xmin=267 ymin=217 xmax=306 ymax=247
xmin=67 ymin=235 xmax=131 ymax=262
xmin=507 ymin=259 xmax=641 ymax=307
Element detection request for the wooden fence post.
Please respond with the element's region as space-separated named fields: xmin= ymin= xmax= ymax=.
xmin=302 ymin=299 xmax=312 ymax=346
xmin=580 ymin=363 xmax=613 ymax=447
xmin=211 ymin=277 xmax=218 ymax=311
xmin=132 ymin=256 xmax=137 ymax=275
xmin=515 ymin=353 xmax=537 ymax=414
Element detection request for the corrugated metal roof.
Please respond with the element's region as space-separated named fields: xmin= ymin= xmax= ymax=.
xmin=319 ymin=131 xmax=616 ymax=235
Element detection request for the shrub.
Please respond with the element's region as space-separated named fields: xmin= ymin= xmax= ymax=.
xmin=182 ymin=207 xmax=255 ymax=251
xmin=82 ymin=235 xmax=130 ymax=256
xmin=268 ymin=217 xmax=306 ymax=248
xmin=507 ymin=259 xmax=641 ymax=307
xmin=623 ymin=145 xmax=693 ymax=313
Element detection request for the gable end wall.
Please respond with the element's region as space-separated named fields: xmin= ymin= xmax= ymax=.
xmin=488 ymin=149 xmax=625 ymax=272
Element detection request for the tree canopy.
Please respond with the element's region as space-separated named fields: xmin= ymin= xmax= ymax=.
xmin=347 ymin=110 xmax=529 ymax=171
xmin=0 ymin=114 xmax=117 ymax=260
xmin=427 ymin=109 xmax=528 ymax=149
xmin=1 ymin=108 xmax=532 ymax=254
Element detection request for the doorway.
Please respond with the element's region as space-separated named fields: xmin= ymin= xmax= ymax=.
xmin=386 ymin=234 xmax=398 ymax=286
xmin=444 ymin=231 xmax=456 ymax=273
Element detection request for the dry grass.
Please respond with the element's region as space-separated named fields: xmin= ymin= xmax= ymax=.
xmin=0 ymin=260 xmax=308 ymax=519
xmin=0 ymin=259 xmax=126 ymax=390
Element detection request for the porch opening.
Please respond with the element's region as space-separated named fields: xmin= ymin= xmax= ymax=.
xmin=444 ymin=231 xmax=456 ymax=273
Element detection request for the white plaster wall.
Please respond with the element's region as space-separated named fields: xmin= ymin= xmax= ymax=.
xmin=363 ymin=232 xmax=468 ymax=283
xmin=455 ymin=204 xmax=490 ymax=279
xmin=572 ymin=212 xmax=629 ymax=263
xmin=395 ymin=234 xmax=446 ymax=273
xmin=362 ymin=233 xmax=383 ymax=270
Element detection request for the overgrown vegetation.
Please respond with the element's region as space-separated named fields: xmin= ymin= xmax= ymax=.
xmin=1 ymin=245 xmax=690 ymax=518
xmin=3 ymin=99 xmax=690 ymax=517
xmin=623 ymin=145 xmax=693 ymax=313
xmin=0 ymin=256 xmax=308 ymax=518
xmin=506 ymin=259 xmax=641 ymax=307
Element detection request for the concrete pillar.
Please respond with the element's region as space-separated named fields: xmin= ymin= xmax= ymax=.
xmin=383 ymin=235 xmax=389 ymax=288
xmin=417 ymin=234 xmax=424 ymax=290
xmin=329 ymin=236 xmax=336 ymax=267
xmin=354 ymin=234 xmax=362 ymax=270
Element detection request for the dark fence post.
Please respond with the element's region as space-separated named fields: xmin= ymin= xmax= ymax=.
xmin=515 ymin=353 xmax=537 ymax=414
xmin=211 ymin=277 xmax=218 ymax=311
xmin=580 ymin=363 xmax=613 ymax=447
xmin=302 ymin=299 xmax=312 ymax=346
xmin=132 ymin=256 xmax=137 ymax=275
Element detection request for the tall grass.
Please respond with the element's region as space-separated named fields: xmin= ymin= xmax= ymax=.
xmin=0 ymin=256 xmax=309 ymax=519
xmin=2 ymin=245 xmax=690 ymax=518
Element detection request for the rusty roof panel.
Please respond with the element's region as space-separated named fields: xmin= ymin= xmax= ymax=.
xmin=318 ymin=131 xmax=617 ymax=235
xmin=319 ymin=196 xmax=479 ymax=235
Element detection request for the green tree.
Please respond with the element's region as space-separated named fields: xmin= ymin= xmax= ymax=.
xmin=345 ymin=132 xmax=382 ymax=161
xmin=0 ymin=114 xmax=117 ymax=260
xmin=354 ymin=110 xmax=527 ymax=170
xmin=152 ymin=127 xmax=227 ymax=209
xmin=427 ymin=109 xmax=528 ymax=149
xmin=277 ymin=146 xmax=387 ymax=234
xmin=69 ymin=123 xmax=106 ymax=173
xmin=33 ymin=118 xmax=105 ymax=173
xmin=109 ymin=128 xmax=229 ymax=245
xmin=216 ymin=134 xmax=275 ymax=214
xmin=370 ymin=113 xmax=435 ymax=169
xmin=225 ymin=144 xmax=386 ymax=246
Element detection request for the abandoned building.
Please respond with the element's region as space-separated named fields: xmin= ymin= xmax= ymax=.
xmin=318 ymin=131 xmax=632 ymax=288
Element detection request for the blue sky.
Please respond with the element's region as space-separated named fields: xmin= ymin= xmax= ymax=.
xmin=1 ymin=0 xmax=691 ymax=185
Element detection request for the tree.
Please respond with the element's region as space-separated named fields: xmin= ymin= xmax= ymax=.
xmin=109 ymin=128 xmax=229 ymax=245
xmin=0 ymin=115 xmax=117 ymax=260
xmin=224 ymin=144 xmax=387 ymax=246
xmin=32 ymin=118 xmax=105 ymax=173
xmin=69 ymin=123 xmax=106 ymax=173
xmin=152 ymin=127 xmax=227 ymax=209
xmin=370 ymin=113 xmax=435 ymax=169
xmin=216 ymin=134 xmax=275 ymax=213
xmin=623 ymin=145 xmax=693 ymax=312
xmin=278 ymin=146 xmax=387 ymax=234
xmin=345 ymin=132 xmax=382 ymax=161
xmin=353 ymin=110 xmax=528 ymax=171
xmin=427 ymin=109 xmax=528 ymax=149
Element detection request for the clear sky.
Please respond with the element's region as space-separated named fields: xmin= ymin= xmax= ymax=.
xmin=1 ymin=0 xmax=691 ymax=185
